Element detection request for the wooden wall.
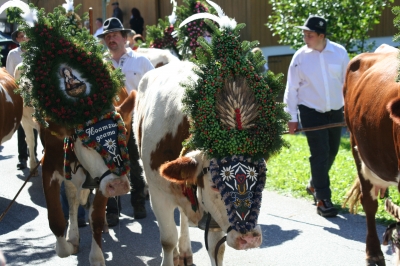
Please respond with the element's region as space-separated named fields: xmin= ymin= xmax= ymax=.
xmin=34 ymin=0 xmax=159 ymax=34
xmin=34 ymin=0 xmax=400 ymax=46
xmin=33 ymin=0 xmax=400 ymax=89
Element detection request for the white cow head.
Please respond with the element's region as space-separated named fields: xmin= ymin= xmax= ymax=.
xmin=160 ymin=150 xmax=263 ymax=250
xmin=72 ymin=137 xmax=130 ymax=197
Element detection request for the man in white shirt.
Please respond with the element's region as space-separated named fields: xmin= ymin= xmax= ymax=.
xmin=93 ymin=18 xmax=103 ymax=38
xmin=6 ymin=29 xmax=38 ymax=170
xmin=283 ymin=15 xmax=349 ymax=217
xmin=98 ymin=17 xmax=154 ymax=226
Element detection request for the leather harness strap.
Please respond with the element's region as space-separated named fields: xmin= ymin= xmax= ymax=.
xmin=203 ymin=211 xmax=232 ymax=266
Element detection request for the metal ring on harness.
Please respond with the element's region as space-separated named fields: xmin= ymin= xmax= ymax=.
xmin=82 ymin=169 xmax=111 ymax=189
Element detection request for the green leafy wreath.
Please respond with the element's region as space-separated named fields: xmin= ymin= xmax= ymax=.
xmin=182 ymin=20 xmax=289 ymax=160
xmin=176 ymin=0 xmax=215 ymax=60
xmin=16 ymin=4 xmax=125 ymax=128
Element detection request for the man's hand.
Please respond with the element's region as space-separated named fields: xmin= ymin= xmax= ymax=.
xmin=288 ymin=122 xmax=298 ymax=134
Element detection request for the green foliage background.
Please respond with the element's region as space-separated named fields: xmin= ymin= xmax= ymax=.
xmin=266 ymin=0 xmax=394 ymax=55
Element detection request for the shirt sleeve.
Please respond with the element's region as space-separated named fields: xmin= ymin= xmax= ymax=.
xmin=143 ymin=57 xmax=155 ymax=73
xmin=283 ymin=55 xmax=301 ymax=122
xmin=341 ymin=50 xmax=350 ymax=84
xmin=6 ymin=51 xmax=16 ymax=77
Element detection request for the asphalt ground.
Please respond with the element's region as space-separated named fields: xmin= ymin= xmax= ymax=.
xmin=0 ymin=132 xmax=396 ymax=266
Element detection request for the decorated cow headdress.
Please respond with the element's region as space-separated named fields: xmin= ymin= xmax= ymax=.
xmin=179 ymin=0 xmax=289 ymax=233
xmin=145 ymin=0 xmax=179 ymax=55
xmin=1 ymin=0 xmax=130 ymax=178
xmin=145 ymin=0 xmax=216 ymax=60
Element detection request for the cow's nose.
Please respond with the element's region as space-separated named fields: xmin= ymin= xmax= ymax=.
xmin=239 ymin=228 xmax=247 ymax=234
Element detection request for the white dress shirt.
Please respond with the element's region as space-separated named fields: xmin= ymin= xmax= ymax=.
xmin=283 ymin=39 xmax=350 ymax=122
xmin=6 ymin=46 xmax=23 ymax=78
xmin=107 ymin=48 xmax=154 ymax=93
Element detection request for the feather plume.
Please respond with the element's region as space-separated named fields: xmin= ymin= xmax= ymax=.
xmin=216 ymin=77 xmax=259 ymax=130
xmin=206 ymin=0 xmax=225 ymax=17
xmin=0 ymin=0 xmax=38 ymax=27
xmin=179 ymin=0 xmax=237 ymax=30
xmin=168 ymin=0 xmax=177 ymax=25
xmin=62 ymin=0 xmax=74 ymax=12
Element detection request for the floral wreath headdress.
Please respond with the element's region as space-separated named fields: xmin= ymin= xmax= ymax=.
xmin=145 ymin=0 xmax=179 ymax=56
xmin=179 ymin=0 xmax=289 ymax=233
xmin=1 ymin=0 xmax=130 ymax=178
xmin=144 ymin=0 xmax=216 ymax=60
xmin=176 ymin=0 xmax=216 ymax=60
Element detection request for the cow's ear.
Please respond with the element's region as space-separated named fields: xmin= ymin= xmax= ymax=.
xmin=116 ymin=90 xmax=136 ymax=138
xmin=387 ymin=97 xmax=400 ymax=125
xmin=46 ymin=119 xmax=75 ymax=139
xmin=160 ymin=156 xmax=198 ymax=184
xmin=116 ymin=90 xmax=135 ymax=118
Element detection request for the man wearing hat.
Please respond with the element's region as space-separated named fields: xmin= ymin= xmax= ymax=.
xmin=98 ymin=17 xmax=154 ymax=226
xmin=6 ymin=29 xmax=38 ymax=171
xmin=283 ymin=15 xmax=349 ymax=217
xmin=111 ymin=2 xmax=124 ymax=24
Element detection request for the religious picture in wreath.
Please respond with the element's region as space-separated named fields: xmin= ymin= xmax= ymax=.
xmin=59 ymin=66 xmax=87 ymax=97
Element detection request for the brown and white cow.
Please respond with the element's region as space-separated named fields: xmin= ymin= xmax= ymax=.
xmin=135 ymin=47 xmax=179 ymax=68
xmin=12 ymin=47 xmax=172 ymax=175
xmin=343 ymin=44 xmax=400 ymax=266
xmin=0 ymin=67 xmax=22 ymax=145
xmin=134 ymin=60 xmax=263 ymax=266
xmin=14 ymin=64 xmax=40 ymax=175
xmin=37 ymin=89 xmax=135 ymax=266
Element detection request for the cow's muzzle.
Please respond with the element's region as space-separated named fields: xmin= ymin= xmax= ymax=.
xmin=227 ymin=224 xmax=262 ymax=250
xmin=101 ymin=174 xmax=130 ymax=197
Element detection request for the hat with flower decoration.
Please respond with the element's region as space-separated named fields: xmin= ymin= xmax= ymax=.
xmin=296 ymin=15 xmax=330 ymax=35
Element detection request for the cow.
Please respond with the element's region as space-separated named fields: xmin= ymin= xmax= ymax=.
xmin=14 ymin=64 xmax=40 ymax=175
xmin=12 ymin=47 xmax=173 ymax=175
xmin=382 ymin=199 xmax=400 ymax=266
xmin=0 ymin=67 xmax=22 ymax=145
xmin=134 ymin=60 xmax=263 ymax=266
xmin=343 ymin=44 xmax=400 ymax=266
xmin=135 ymin=47 xmax=179 ymax=68
xmin=35 ymin=88 xmax=135 ymax=266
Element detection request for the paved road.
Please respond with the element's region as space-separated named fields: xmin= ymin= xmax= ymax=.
xmin=0 ymin=133 xmax=396 ymax=266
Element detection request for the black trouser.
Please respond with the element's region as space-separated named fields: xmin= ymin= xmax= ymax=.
xmin=128 ymin=129 xmax=146 ymax=207
xmin=17 ymin=126 xmax=38 ymax=161
xmin=298 ymin=105 xmax=343 ymax=201
xmin=106 ymin=130 xmax=145 ymax=214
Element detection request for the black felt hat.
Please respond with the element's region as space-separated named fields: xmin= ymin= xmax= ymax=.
xmin=97 ymin=17 xmax=131 ymax=38
xmin=296 ymin=15 xmax=330 ymax=35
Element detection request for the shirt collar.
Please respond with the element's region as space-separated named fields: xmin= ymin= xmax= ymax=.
xmin=104 ymin=47 xmax=134 ymax=61
xmin=304 ymin=39 xmax=333 ymax=53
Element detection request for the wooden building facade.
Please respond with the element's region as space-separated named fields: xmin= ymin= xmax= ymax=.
xmin=33 ymin=0 xmax=400 ymax=45
xmin=33 ymin=0 xmax=400 ymax=90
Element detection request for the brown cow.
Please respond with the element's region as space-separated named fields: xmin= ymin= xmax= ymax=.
xmin=134 ymin=60 xmax=264 ymax=266
xmin=344 ymin=44 xmax=400 ymax=266
xmin=0 ymin=67 xmax=22 ymax=145
xmin=39 ymin=89 xmax=135 ymax=266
